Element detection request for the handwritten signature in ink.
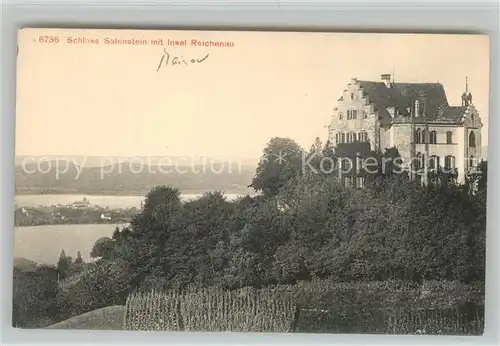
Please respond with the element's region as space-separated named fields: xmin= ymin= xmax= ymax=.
xmin=157 ymin=49 xmax=210 ymax=71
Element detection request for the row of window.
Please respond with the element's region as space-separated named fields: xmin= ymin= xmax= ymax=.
xmin=335 ymin=131 xmax=369 ymax=144
xmin=338 ymin=154 xmax=476 ymax=173
xmin=414 ymin=153 xmax=456 ymax=170
xmin=340 ymin=109 xmax=368 ymax=120
xmin=339 ymin=155 xmax=478 ymax=189
xmin=414 ymin=130 xmax=477 ymax=148
xmin=414 ymin=154 xmax=476 ymax=170
xmin=414 ymin=129 xmax=452 ymax=144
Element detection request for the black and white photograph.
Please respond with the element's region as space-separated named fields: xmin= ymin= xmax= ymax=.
xmin=13 ymin=28 xmax=489 ymax=335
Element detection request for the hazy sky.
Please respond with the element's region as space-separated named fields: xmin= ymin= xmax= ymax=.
xmin=16 ymin=29 xmax=489 ymax=160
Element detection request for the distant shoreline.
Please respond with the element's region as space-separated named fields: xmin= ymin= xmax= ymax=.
xmin=15 ymin=189 xmax=254 ymax=197
xmin=14 ymin=222 xmax=129 ymax=228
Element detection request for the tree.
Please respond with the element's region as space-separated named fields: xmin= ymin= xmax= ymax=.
xmin=250 ymin=137 xmax=305 ymax=197
xmin=317 ymin=139 xmax=336 ymax=175
xmin=143 ymin=185 xmax=182 ymax=218
xmin=57 ymin=259 xmax=129 ymax=319
xmin=13 ymin=265 xmax=61 ymax=328
xmin=90 ymin=237 xmax=115 ymax=259
xmin=176 ymin=191 xmax=235 ymax=287
xmin=74 ymin=251 xmax=83 ymax=265
xmin=309 ymin=137 xmax=323 ymax=156
xmin=466 ymin=160 xmax=487 ymax=195
xmin=57 ymin=250 xmax=72 ymax=280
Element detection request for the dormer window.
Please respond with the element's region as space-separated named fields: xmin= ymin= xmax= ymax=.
xmin=347 ymin=109 xmax=358 ymax=120
xmin=381 ymin=74 xmax=392 ymax=88
xmin=387 ymin=107 xmax=395 ymax=118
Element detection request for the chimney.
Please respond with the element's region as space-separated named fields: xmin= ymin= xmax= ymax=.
xmin=414 ymin=99 xmax=420 ymax=117
xmin=381 ymin=74 xmax=392 ymax=88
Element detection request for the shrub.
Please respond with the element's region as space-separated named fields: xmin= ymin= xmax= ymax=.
xmin=125 ymin=286 xmax=296 ymax=332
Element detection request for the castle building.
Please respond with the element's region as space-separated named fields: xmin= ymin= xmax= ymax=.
xmin=328 ymin=74 xmax=483 ymax=184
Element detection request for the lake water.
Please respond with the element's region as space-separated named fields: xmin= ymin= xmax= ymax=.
xmin=14 ymin=224 xmax=121 ymax=265
xmin=14 ymin=193 xmax=244 ymax=209
xmin=13 ymin=193 xmax=247 ymax=265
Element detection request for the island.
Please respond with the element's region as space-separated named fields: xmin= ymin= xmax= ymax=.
xmin=14 ymin=197 xmax=137 ymax=227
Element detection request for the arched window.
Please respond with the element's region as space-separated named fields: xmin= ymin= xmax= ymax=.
xmin=421 ymin=154 xmax=426 ymax=169
xmin=444 ymin=155 xmax=455 ymax=170
xmin=469 ymin=131 xmax=476 ymax=148
xmin=430 ymin=131 xmax=437 ymax=144
xmin=429 ymin=155 xmax=437 ymax=170
xmin=341 ymin=133 xmax=345 ymax=143
xmin=352 ymin=133 xmax=358 ymax=142
xmin=422 ymin=129 xmax=428 ymax=144
xmin=415 ymin=129 xmax=421 ymax=144
xmin=416 ymin=152 xmax=422 ymax=170
xmin=359 ymin=131 xmax=368 ymax=142
xmin=446 ymin=131 xmax=453 ymax=144
xmin=337 ymin=132 xmax=346 ymax=144
xmin=335 ymin=133 xmax=339 ymax=144
xmin=339 ymin=112 xmax=343 ymax=120
xmin=426 ymin=155 xmax=440 ymax=171
xmin=469 ymin=155 xmax=475 ymax=168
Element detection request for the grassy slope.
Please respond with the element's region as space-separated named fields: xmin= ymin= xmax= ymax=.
xmin=46 ymin=306 xmax=125 ymax=330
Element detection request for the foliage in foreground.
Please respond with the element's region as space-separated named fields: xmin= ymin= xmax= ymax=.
xmin=297 ymin=304 xmax=484 ymax=335
xmin=13 ymin=137 xmax=487 ymax=332
xmin=124 ymin=283 xmax=484 ymax=335
xmin=109 ymin=173 xmax=485 ymax=292
xmin=125 ymin=287 xmax=297 ymax=332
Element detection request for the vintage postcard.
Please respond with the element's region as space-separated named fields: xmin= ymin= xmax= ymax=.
xmin=14 ymin=28 xmax=488 ymax=334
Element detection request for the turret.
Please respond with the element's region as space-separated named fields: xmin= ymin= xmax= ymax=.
xmin=461 ymin=92 xmax=467 ymax=107
xmin=462 ymin=77 xmax=472 ymax=107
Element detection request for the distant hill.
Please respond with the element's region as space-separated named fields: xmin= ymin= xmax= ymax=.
xmin=15 ymin=157 xmax=257 ymax=195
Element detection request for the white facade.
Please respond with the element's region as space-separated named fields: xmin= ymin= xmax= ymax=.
xmin=328 ymin=75 xmax=483 ymax=184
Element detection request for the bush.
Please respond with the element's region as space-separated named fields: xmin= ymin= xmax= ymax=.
xmin=125 ymin=286 xmax=297 ymax=332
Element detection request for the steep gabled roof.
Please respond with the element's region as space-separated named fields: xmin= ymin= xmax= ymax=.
xmin=440 ymin=106 xmax=467 ymax=121
xmin=357 ymin=81 xmax=453 ymax=122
